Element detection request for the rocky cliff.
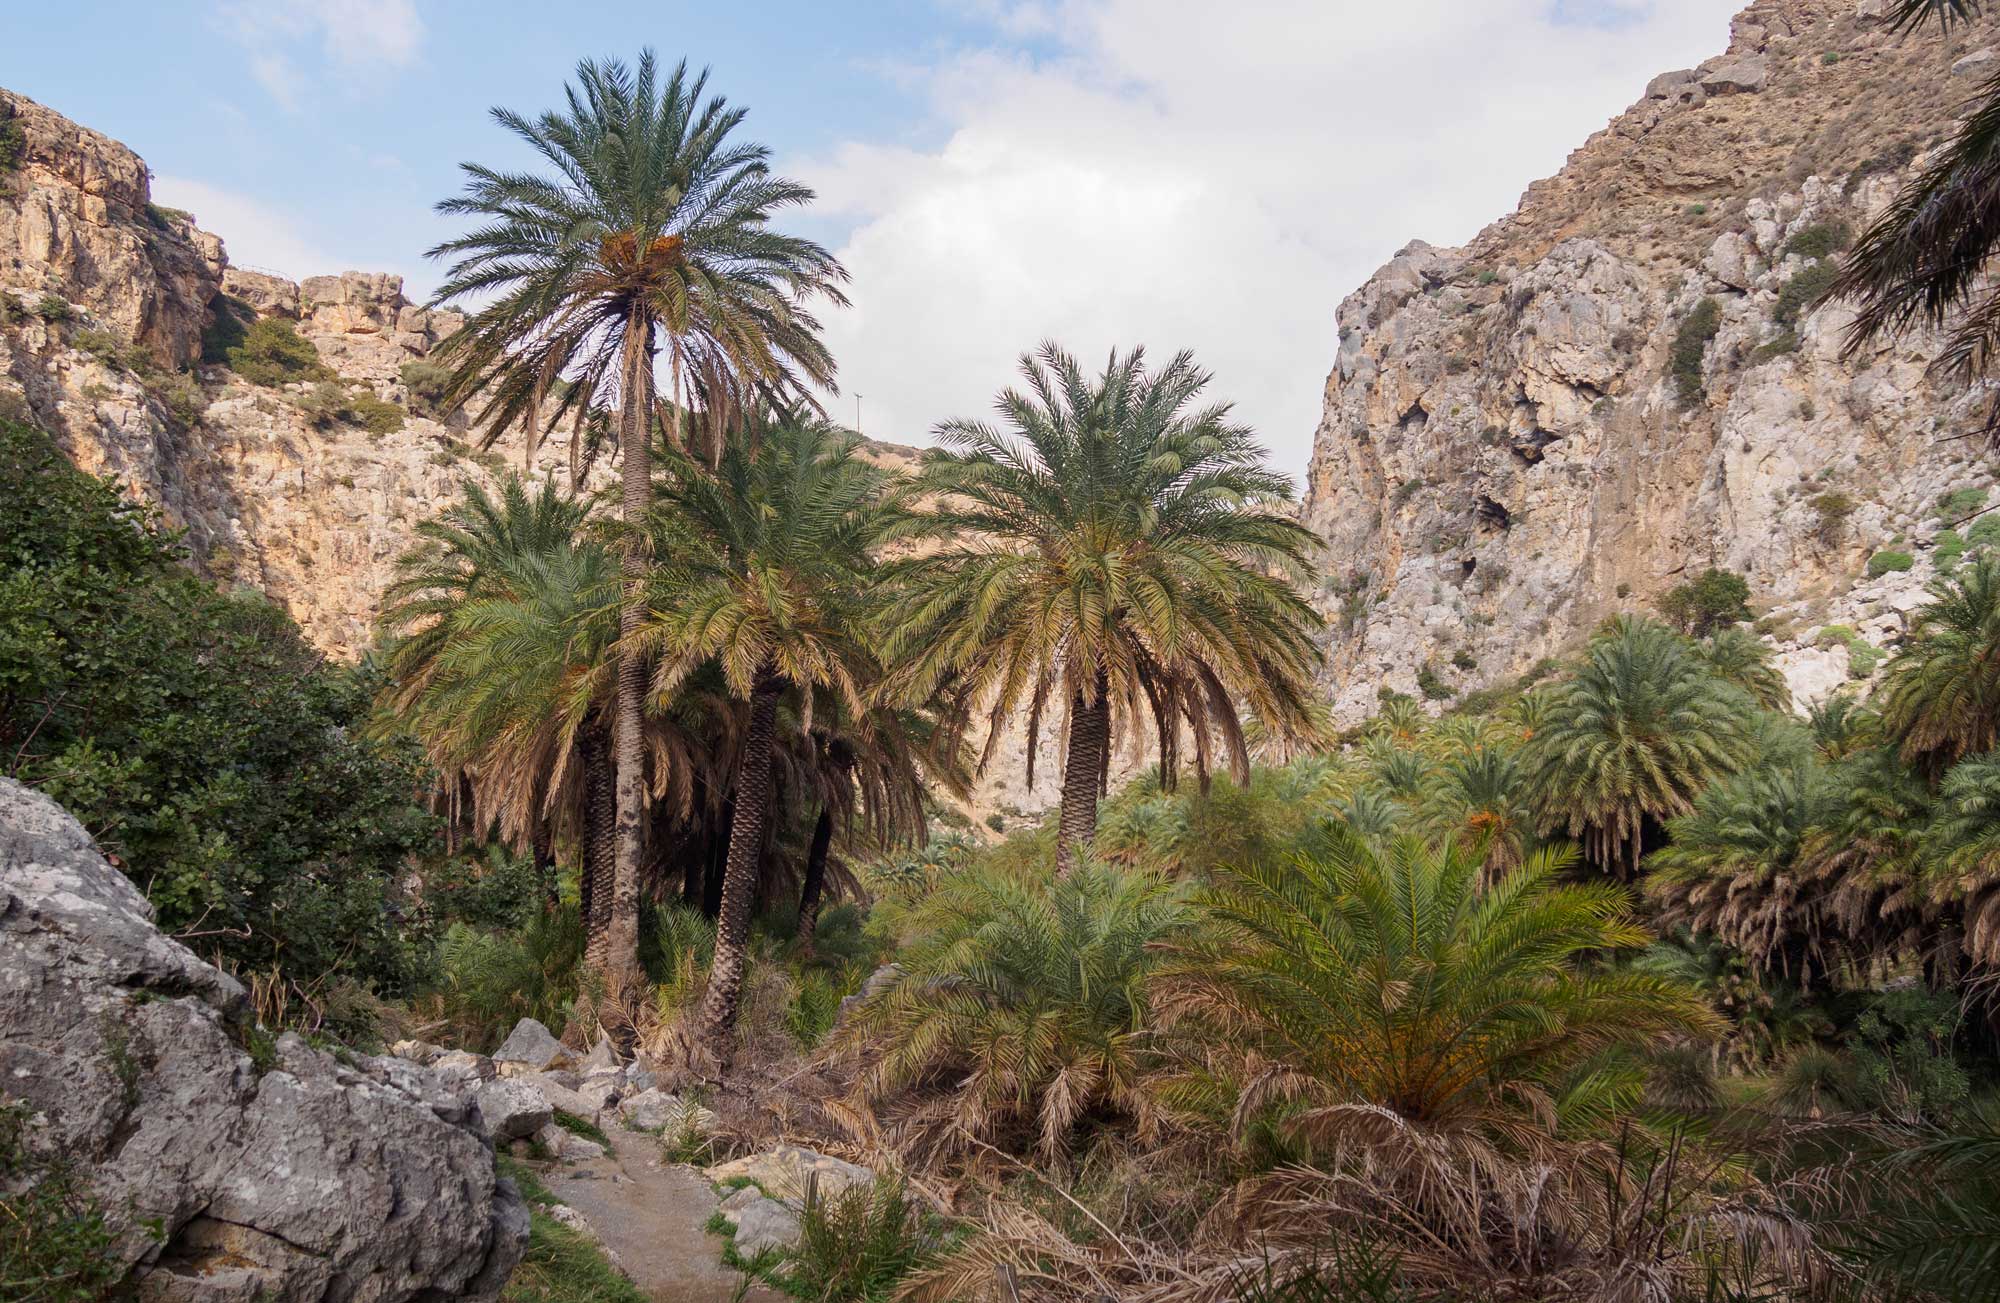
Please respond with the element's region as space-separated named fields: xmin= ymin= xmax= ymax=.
xmin=0 ymin=87 xmax=599 ymax=655
xmin=1303 ymin=0 xmax=1997 ymax=721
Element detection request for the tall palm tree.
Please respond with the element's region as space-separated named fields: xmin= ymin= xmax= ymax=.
xmin=1697 ymin=626 xmax=1791 ymax=711
xmin=1880 ymin=557 xmax=2000 ymax=775
xmin=884 ymin=343 xmax=1325 ymax=875
xmin=1417 ymin=744 xmax=1535 ymax=881
xmin=429 ymin=52 xmax=847 ymax=987
xmin=635 ymin=421 xmax=901 ymax=1048
xmin=1830 ymin=1 xmax=2000 ymax=434
xmin=1523 ymin=616 xmax=1755 ymax=876
xmin=1151 ymin=826 xmax=1716 ymax=1140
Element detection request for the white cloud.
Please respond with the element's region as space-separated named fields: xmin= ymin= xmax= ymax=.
xmin=212 ymin=0 xmax=423 ymax=108
xmin=149 ymin=176 xmax=344 ymax=282
xmin=799 ymin=0 xmax=1743 ymax=475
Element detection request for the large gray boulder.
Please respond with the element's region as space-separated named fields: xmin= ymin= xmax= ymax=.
xmin=492 ymin=1017 xmax=570 ymax=1072
xmin=0 ymin=779 xmax=527 ymax=1301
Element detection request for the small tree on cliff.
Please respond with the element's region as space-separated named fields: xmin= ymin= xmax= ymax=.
xmin=884 ymin=343 xmax=1325 ymax=875
xmin=428 ymin=53 xmax=846 ymax=992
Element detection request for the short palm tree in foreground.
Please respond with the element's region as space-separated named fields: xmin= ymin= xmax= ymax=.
xmin=636 ymin=421 xmax=899 ymax=1049
xmin=885 ymin=343 xmax=1325 ymax=875
xmin=1152 ymin=825 xmax=1717 ymax=1141
xmin=429 ymin=51 xmax=847 ymax=987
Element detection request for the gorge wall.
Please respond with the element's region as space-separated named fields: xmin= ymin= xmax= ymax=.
xmin=1304 ymin=0 xmax=1998 ymax=721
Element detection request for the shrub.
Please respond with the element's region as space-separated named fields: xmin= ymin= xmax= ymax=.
xmin=1969 ymin=514 xmax=2000 ymax=549
xmin=400 ymin=360 xmax=456 ymax=418
xmin=1775 ymin=260 xmax=1843 ymax=328
xmin=199 ymin=293 xmax=255 ymax=365
xmin=1937 ymin=486 xmax=1987 ymax=521
xmin=1670 ymin=297 xmax=1722 ymax=404
xmin=0 ymin=420 xmax=437 ymax=992
xmin=426 ymin=907 xmax=585 ymax=1050
xmin=224 ymin=318 xmax=331 ymax=387
xmin=1416 ymin=664 xmax=1452 ymax=701
xmin=788 ymin=1176 xmax=939 ymax=1302
xmin=1935 ymin=528 xmax=1967 ymax=571
xmin=841 ymin=864 xmax=1188 ymax=1160
xmin=1656 ymin=567 xmax=1753 ymax=636
xmin=1751 ymin=328 xmax=1800 ymax=364
xmin=1868 ymin=550 xmax=1915 ymax=578
xmin=1785 ymin=220 xmax=1853 ymax=261
xmin=144 ymin=203 xmax=192 ymax=232
xmin=0 ymin=112 xmax=22 ymax=174
xmin=1450 ymin=648 xmax=1478 ymax=672
xmin=34 ymin=295 xmax=72 ymax=323
xmin=1811 ymin=490 xmax=1857 ymax=543
xmin=347 ymin=390 xmax=406 ymax=435
xmin=0 ymin=1100 xmax=124 ymax=1301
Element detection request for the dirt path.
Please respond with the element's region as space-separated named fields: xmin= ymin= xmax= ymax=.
xmin=542 ymin=1127 xmax=786 ymax=1303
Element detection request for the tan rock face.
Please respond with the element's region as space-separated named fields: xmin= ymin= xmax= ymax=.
xmin=1301 ymin=0 xmax=1990 ymax=722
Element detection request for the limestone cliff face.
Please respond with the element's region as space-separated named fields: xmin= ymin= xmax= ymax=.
xmin=1303 ymin=1 xmax=1996 ymax=721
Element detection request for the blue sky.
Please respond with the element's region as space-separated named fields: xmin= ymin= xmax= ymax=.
xmin=6 ymin=1 xmax=1744 ymax=468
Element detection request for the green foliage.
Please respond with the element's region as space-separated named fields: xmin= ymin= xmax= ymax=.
xmin=1670 ymin=296 xmax=1722 ymax=404
xmin=0 ymin=1100 xmax=124 ymax=1302
xmin=199 ymin=293 xmax=254 ymax=365
xmin=1774 ymin=260 xmax=1843 ymax=328
xmin=34 ymin=295 xmax=72 ymax=323
xmin=1937 ymin=528 xmax=1968 ymax=571
xmin=1971 ymin=514 xmax=2000 ymax=549
xmin=788 ymin=1175 xmax=940 ymax=1302
xmin=1414 ymin=664 xmax=1452 ymax=701
xmin=428 ymin=906 xmax=585 ymax=1050
xmin=295 ymin=381 xmax=406 ymax=434
xmin=1868 ymin=549 xmax=1915 ymax=577
xmin=0 ymin=112 xmax=22 ymax=174
xmin=224 ymin=318 xmax=332 ymax=387
xmin=844 ymin=863 xmax=1188 ymax=1159
xmin=1153 ymin=829 xmax=1715 ymax=1140
xmin=399 ymin=359 xmax=456 ymax=418
xmin=1656 ymin=567 xmax=1752 ymax=636
xmin=1939 ymin=486 xmax=1988 ymax=520
xmin=0 ymin=419 xmax=437 ymax=992
xmin=1784 ymin=220 xmax=1853 ymax=260
xmin=1809 ymin=490 xmax=1856 ymax=542
xmin=1524 ymin=617 xmax=1755 ymax=874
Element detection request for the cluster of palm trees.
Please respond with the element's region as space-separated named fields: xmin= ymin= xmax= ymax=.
xmin=383 ymin=52 xmax=1325 ymax=1051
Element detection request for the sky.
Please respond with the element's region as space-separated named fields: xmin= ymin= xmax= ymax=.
xmin=6 ymin=0 xmax=1745 ymax=474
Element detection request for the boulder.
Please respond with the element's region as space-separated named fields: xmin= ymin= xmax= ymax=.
xmin=1953 ymin=48 xmax=1997 ymax=78
xmin=517 ymin=1072 xmax=601 ymax=1123
xmin=1700 ymin=56 xmax=1769 ymax=95
xmin=1645 ymin=69 xmax=1697 ymax=99
xmin=391 ymin=1038 xmax=445 ymax=1065
xmin=705 ymin=1145 xmax=875 ymax=1202
xmin=725 ymin=1194 xmax=802 ymax=1258
xmin=578 ymin=1033 xmax=620 ymax=1076
xmin=474 ymin=1078 xmax=555 ymax=1142
xmin=492 ymin=1017 xmax=571 ymax=1072
xmin=576 ymin=1076 xmax=622 ymax=1115
xmin=0 ymin=778 xmax=527 ymax=1300
xmin=617 ymin=1086 xmax=682 ymax=1132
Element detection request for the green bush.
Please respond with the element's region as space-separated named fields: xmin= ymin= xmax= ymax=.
xmin=1655 ymin=567 xmax=1752 ymax=636
xmin=1775 ymin=260 xmax=1843 ymax=328
xmin=199 ymin=293 xmax=255 ymax=366
xmin=0 ymin=1100 xmax=125 ymax=1301
xmin=400 ymin=360 xmax=456 ymax=418
xmin=1969 ymin=514 xmax=2000 ymax=549
xmin=1751 ymin=328 xmax=1800 ymax=364
xmin=1936 ymin=487 xmax=1987 ymax=521
xmin=787 ymin=1175 xmax=940 ymax=1302
xmin=1416 ymin=664 xmax=1452 ymax=701
xmin=35 ymin=295 xmax=72 ymax=323
xmin=224 ymin=318 xmax=332 ymax=387
xmin=1867 ymin=550 xmax=1915 ymax=578
xmin=0 ymin=112 xmax=22 ymax=174
xmin=1935 ymin=528 xmax=1967 ymax=571
xmin=1810 ymin=491 xmax=1856 ymax=542
xmin=428 ymin=906 xmax=585 ymax=1050
xmin=1785 ymin=220 xmax=1852 ymax=261
xmin=1670 ymin=297 xmax=1722 ymax=405
xmin=0 ymin=419 xmax=437 ymax=993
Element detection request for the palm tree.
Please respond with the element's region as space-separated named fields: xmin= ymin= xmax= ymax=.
xmin=429 ymin=52 xmax=847 ymax=987
xmin=1698 ymin=626 xmax=1791 ymax=711
xmin=635 ymin=421 xmax=900 ymax=1048
xmin=1417 ymin=744 xmax=1535 ymax=881
xmin=1523 ymin=616 xmax=1755 ymax=876
xmin=1881 ymin=558 xmax=2000 ymax=775
xmin=379 ymin=477 xmax=613 ymax=914
xmin=1151 ymin=825 xmax=1716 ymax=1141
xmin=885 ymin=344 xmax=1325 ymax=875
xmin=1829 ymin=1 xmax=2000 ymax=435
xmin=840 ymin=862 xmax=1188 ymax=1164
xmin=1923 ymin=751 xmax=2000 ymax=967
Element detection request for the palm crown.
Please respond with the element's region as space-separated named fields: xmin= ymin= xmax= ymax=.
xmin=884 ymin=343 xmax=1325 ymax=870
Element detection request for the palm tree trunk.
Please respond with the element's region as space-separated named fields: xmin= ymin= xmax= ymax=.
xmin=695 ymin=675 xmax=781 ymax=1050
xmin=580 ymin=726 xmax=616 ymax=938
xmin=796 ymin=805 xmax=833 ymax=956
xmin=532 ymin=825 xmax=557 ymax=913
xmin=1055 ymin=667 xmax=1111 ymax=879
xmin=588 ymin=309 xmax=653 ymax=990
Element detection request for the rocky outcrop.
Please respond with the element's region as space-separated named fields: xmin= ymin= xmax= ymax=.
xmin=1302 ymin=1 xmax=1996 ymax=721
xmin=0 ymin=778 xmax=528 ymax=1301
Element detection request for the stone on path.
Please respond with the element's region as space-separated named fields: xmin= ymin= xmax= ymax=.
xmin=475 ymin=1077 xmax=555 ymax=1141
xmin=704 ymin=1144 xmax=875 ymax=1202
